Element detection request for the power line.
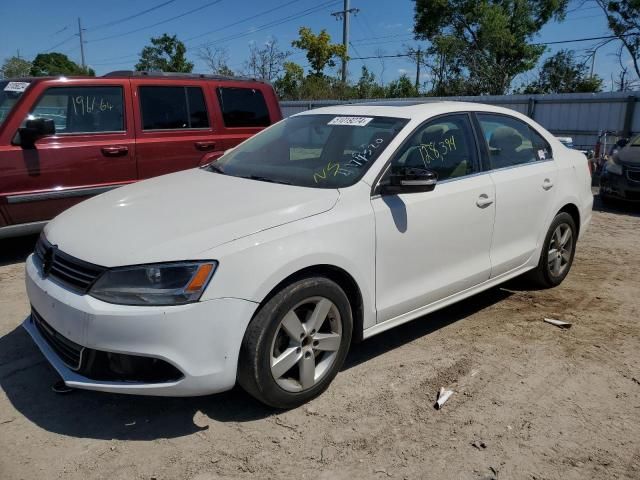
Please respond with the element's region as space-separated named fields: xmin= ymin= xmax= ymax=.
xmin=89 ymin=0 xmax=224 ymax=43
xmin=87 ymin=0 xmax=177 ymax=32
xmin=91 ymin=0 xmax=340 ymax=66
xmin=45 ymin=34 xmax=76 ymax=52
xmin=184 ymin=0 xmax=304 ymax=43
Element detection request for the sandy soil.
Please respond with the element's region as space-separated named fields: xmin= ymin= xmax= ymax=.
xmin=1 ymin=196 xmax=639 ymax=480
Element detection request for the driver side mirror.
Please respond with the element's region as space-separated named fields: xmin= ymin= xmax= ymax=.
xmin=380 ymin=167 xmax=438 ymax=195
xmin=18 ymin=118 xmax=55 ymax=149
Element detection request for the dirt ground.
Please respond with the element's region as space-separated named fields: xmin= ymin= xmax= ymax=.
xmin=1 ymin=195 xmax=639 ymax=480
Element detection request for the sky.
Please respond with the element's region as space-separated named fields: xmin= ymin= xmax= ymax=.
xmin=0 ymin=0 xmax=635 ymax=91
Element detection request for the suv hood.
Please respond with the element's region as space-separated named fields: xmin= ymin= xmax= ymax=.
xmin=44 ymin=169 xmax=339 ymax=267
xmin=615 ymin=146 xmax=640 ymax=166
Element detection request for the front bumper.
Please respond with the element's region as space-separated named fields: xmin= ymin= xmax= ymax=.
xmin=23 ymin=254 xmax=258 ymax=396
xmin=600 ymin=170 xmax=640 ymax=202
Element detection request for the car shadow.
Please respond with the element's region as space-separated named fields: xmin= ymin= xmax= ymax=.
xmin=593 ymin=193 xmax=640 ymax=218
xmin=0 ymin=234 xmax=38 ymax=267
xmin=0 ymin=288 xmax=511 ymax=441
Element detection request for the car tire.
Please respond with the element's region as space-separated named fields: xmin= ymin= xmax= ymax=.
xmin=527 ymin=212 xmax=577 ymax=288
xmin=237 ymin=277 xmax=353 ymax=409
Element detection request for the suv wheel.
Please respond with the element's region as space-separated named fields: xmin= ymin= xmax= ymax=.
xmin=237 ymin=277 xmax=353 ymax=408
xmin=527 ymin=212 xmax=577 ymax=288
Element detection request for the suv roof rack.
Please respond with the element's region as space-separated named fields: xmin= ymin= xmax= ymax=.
xmin=102 ymin=70 xmax=263 ymax=83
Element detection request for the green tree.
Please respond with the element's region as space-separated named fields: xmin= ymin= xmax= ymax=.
xmin=386 ymin=74 xmax=418 ymax=98
xmin=291 ymin=27 xmax=347 ymax=76
xmin=30 ymin=53 xmax=94 ymax=77
xmin=414 ymin=0 xmax=569 ymax=94
xmin=595 ymin=0 xmax=640 ymax=81
xmin=136 ymin=34 xmax=193 ymax=73
xmin=522 ymin=50 xmax=603 ymax=93
xmin=274 ymin=61 xmax=304 ymax=99
xmin=1 ymin=56 xmax=32 ymax=78
xmin=356 ymin=66 xmax=385 ymax=98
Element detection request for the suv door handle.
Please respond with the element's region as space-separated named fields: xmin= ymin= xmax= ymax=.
xmin=195 ymin=141 xmax=216 ymax=151
xmin=542 ymin=178 xmax=554 ymax=190
xmin=476 ymin=193 xmax=494 ymax=208
xmin=101 ymin=146 xmax=129 ymax=157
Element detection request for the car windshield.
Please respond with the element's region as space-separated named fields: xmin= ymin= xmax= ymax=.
xmin=0 ymin=80 xmax=28 ymax=126
xmin=207 ymin=114 xmax=409 ymax=188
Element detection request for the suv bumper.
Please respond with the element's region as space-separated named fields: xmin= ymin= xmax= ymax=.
xmin=600 ymin=170 xmax=640 ymax=202
xmin=23 ymin=254 xmax=258 ymax=396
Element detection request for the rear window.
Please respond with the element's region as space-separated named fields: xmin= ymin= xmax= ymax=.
xmin=216 ymin=87 xmax=270 ymax=128
xmin=25 ymin=86 xmax=124 ymax=134
xmin=140 ymin=86 xmax=209 ymax=130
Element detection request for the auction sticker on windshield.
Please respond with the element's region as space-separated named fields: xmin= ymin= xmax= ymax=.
xmin=328 ymin=116 xmax=373 ymax=127
xmin=3 ymin=82 xmax=29 ymax=92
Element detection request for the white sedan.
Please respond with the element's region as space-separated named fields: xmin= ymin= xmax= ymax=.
xmin=23 ymin=102 xmax=593 ymax=408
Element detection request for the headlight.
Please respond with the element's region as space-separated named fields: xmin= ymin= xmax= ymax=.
xmin=89 ymin=261 xmax=217 ymax=306
xmin=605 ymin=161 xmax=623 ymax=176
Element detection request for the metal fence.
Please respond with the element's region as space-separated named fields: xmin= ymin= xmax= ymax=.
xmin=280 ymin=92 xmax=640 ymax=150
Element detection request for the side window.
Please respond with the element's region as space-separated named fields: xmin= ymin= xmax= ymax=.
xmin=26 ymin=86 xmax=124 ymax=134
xmin=477 ymin=113 xmax=552 ymax=169
xmin=216 ymin=87 xmax=270 ymax=127
xmin=390 ymin=113 xmax=477 ymax=181
xmin=139 ymin=86 xmax=209 ymax=130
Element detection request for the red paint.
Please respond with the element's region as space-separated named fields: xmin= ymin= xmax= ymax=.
xmin=0 ymin=74 xmax=281 ymax=228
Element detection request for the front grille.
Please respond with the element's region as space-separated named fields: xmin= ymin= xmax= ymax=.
xmin=34 ymin=235 xmax=106 ymax=294
xmin=31 ymin=309 xmax=84 ymax=370
xmin=627 ymin=169 xmax=640 ymax=183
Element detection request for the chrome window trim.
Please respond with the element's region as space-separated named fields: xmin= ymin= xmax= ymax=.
xmin=6 ymin=184 xmax=121 ymax=204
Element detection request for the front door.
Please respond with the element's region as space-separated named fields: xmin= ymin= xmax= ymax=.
xmin=474 ymin=113 xmax=558 ymax=277
xmin=0 ymin=81 xmax=136 ymax=224
xmin=372 ymin=113 xmax=496 ymax=323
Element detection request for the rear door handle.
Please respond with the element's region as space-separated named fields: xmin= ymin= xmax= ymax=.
xmin=101 ymin=146 xmax=128 ymax=157
xmin=542 ymin=178 xmax=554 ymax=190
xmin=476 ymin=193 xmax=494 ymax=208
xmin=195 ymin=141 xmax=216 ymax=151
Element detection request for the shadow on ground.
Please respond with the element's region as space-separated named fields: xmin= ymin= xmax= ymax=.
xmin=0 ymin=287 xmax=511 ymax=441
xmin=0 ymin=234 xmax=38 ymax=267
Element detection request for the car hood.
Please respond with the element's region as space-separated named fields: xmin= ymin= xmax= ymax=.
xmin=44 ymin=169 xmax=339 ymax=267
xmin=615 ymin=146 xmax=640 ymax=166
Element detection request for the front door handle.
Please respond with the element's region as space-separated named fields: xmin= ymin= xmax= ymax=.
xmin=542 ymin=178 xmax=554 ymax=190
xmin=101 ymin=146 xmax=129 ymax=157
xmin=476 ymin=193 xmax=494 ymax=208
xmin=195 ymin=141 xmax=216 ymax=151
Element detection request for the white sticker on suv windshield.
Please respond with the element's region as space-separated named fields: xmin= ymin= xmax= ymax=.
xmin=3 ymin=81 xmax=30 ymax=92
xmin=328 ymin=116 xmax=373 ymax=127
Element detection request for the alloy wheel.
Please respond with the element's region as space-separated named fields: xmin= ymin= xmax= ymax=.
xmin=270 ymin=296 xmax=342 ymax=392
xmin=547 ymin=223 xmax=573 ymax=277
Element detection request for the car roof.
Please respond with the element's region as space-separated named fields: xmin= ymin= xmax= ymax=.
xmin=294 ymin=100 xmax=526 ymax=121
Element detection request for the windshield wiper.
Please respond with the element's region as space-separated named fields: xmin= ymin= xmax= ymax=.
xmin=239 ymin=175 xmax=292 ymax=185
xmin=205 ymin=163 xmax=225 ymax=174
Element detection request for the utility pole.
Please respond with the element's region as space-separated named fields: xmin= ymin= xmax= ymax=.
xmin=331 ymin=0 xmax=359 ymax=82
xmin=77 ymin=17 xmax=86 ymax=69
xmin=415 ymin=47 xmax=422 ymax=91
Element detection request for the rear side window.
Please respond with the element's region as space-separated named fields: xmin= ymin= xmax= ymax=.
xmin=477 ymin=113 xmax=553 ymax=169
xmin=140 ymin=86 xmax=209 ymax=130
xmin=26 ymin=86 xmax=124 ymax=134
xmin=216 ymin=87 xmax=270 ymax=127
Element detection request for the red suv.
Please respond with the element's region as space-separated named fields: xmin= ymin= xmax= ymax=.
xmin=0 ymin=71 xmax=282 ymax=239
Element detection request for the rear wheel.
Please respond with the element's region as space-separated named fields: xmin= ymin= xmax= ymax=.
xmin=527 ymin=212 xmax=577 ymax=288
xmin=237 ymin=277 xmax=352 ymax=408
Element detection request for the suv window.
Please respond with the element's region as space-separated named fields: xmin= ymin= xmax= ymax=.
xmin=216 ymin=87 xmax=270 ymax=127
xmin=26 ymin=86 xmax=124 ymax=134
xmin=140 ymin=86 xmax=209 ymax=130
xmin=477 ymin=113 xmax=553 ymax=169
xmin=389 ymin=113 xmax=478 ymax=181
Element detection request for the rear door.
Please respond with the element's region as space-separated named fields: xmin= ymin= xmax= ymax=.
xmin=0 ymin=79 xmax=136 ymax=224
xmin=213 ymin=83 xmax=277 ymax=150
xmin=133 ymin=80 xmax=223 ymax=179
xmin=474 ymin=112 xmax=558 ymax=277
